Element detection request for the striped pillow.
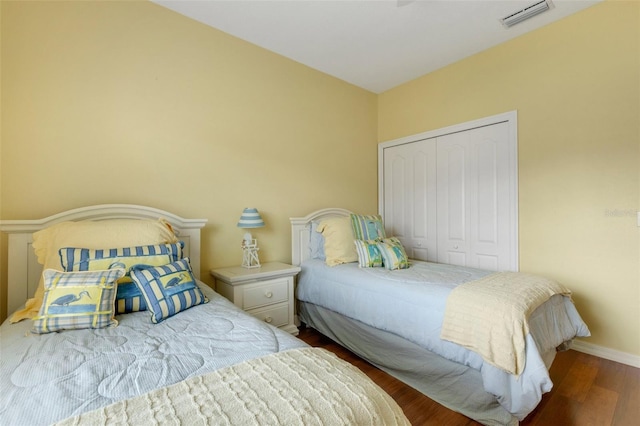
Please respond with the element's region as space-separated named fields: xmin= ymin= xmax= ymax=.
xmin=59 ymin=242 xmax=184 ymax=314
xmin=377 ymin=237 xmax=410 ymax=270
xmin=350 ymin=214 xmax=386 ymax=241
xmin=32 ymin=268 xmax=126 ymax=334
xmin=354 ymin=239 xmax=383 ymax=268
xmin=130 ymin=258 xmax=207 ymax=323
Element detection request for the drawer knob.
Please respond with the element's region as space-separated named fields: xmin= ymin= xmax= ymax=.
xmin=265 ymin=291 xmax=273 ymax=298
xmin=264 ymin=316 xmax=273 ymax=323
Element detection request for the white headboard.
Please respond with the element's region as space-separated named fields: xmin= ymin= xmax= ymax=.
xmin=0 ymin=204 xmax=207 ymax=316
xmin=290 ymin=208 xmax=352 ymax=266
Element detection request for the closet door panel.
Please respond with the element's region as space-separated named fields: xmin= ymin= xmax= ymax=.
xmin=479 ymin=124 xmax=513 ymax=270
xmin=437 ymin=122 xmax=513 ymax=271
xmin=388 ymin=155 xmax=407 ymax=237
xmin=410 ymin=149 xmax=432 ymax=260
xmin=382 ymin=140 xmax=437 ymax=262
xmin=437 ymin=141 xmax=468 ymax=266
xmin=472 ymin=128 xmax=513 ymax=271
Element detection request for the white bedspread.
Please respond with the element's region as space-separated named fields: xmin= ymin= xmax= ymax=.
xmin=441 ymin=271 xmax=572 ymax=375
xmin=56 ymin=347 xmax=410 ymax=426
xmin=0 ymin=285 xmax=305 ymax=426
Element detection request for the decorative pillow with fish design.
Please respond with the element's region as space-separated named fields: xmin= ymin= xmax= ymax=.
xmin=32 ymin=268 xmax=126 ymax=334
xmin=130 ymin=258 xmax=207 ymax=324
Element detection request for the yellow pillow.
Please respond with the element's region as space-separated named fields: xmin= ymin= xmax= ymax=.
xmin=10 ymin=218 xmax=178 ymax=323
xmin=316 ymin=216 xmax=358 ymax=266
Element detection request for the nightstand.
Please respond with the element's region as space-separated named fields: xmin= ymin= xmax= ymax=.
xmin=210 ymin=262 xmax=301 ymax=335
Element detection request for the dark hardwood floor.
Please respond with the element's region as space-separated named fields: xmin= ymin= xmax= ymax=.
xmin=297 ymin=327 xmax=640 ymax=426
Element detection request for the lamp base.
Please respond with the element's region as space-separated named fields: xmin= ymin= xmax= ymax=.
xmin=241 ymin=239 xmax=261 ymax=269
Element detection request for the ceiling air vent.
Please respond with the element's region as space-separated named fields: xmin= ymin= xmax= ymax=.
xmin=500 ymin=0 xmax=555 ymax=28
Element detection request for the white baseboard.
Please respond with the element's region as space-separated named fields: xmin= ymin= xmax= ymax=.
xmin=571 ymin=340 xmax=640 ymax=368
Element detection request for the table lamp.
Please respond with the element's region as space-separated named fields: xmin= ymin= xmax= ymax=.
xmin=237 ymin=208 xmax=265 ymax=268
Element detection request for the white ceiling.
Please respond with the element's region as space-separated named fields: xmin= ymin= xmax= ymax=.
xmin=153 ymin=0 xmax=602 ymax=93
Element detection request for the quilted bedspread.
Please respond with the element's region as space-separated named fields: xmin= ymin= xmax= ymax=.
xmin=440 ymin=271 xmax=572 ymax=375
xmin=56 ymin=347 xmax=410 ymax=426
xmin=0 ymin=285 xmax=305 ymax=425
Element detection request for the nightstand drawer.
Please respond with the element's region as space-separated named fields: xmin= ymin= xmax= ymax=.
xmin=250 ymin=304 xmax=289 ymax=328
xmin=210 ymin=262 xmax=301 ymax=335
xmin=242 ymin=278 xmax=288 ymax=310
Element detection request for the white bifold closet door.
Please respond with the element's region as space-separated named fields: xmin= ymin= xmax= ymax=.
xmin=380 ymin=113 xmax=518 ymax=272
xmin=436 ymin=122 xmax=513 ymax=271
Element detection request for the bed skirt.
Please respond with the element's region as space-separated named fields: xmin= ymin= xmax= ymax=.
xmin=298 ymin=301 xmax=520 ymax=426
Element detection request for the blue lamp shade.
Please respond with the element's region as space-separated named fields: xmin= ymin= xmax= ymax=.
xmin=237 ymin=208 xmax=265 ymax=229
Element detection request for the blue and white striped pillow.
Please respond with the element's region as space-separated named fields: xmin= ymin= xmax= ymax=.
xmin=130 ymin=258 xmax=207 ymax=323
xmin=32 ymin=268 xmax=126 ymax=334
xmin=59 ymin=242 xmax=184 ymax=314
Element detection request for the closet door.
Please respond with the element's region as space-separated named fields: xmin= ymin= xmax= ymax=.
xmin=382 ymin=139 xmax=437 ymax=261
xmin=436 ymin=122 xmax=515 ymax=271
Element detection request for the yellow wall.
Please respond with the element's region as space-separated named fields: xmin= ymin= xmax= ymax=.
xmin=379 ymin=1 xmax=639 ymax=356
xmin=1 ymin=1 xmax=638 ymax=359
xmin=0 ymin=1 xmax=378 ymax=320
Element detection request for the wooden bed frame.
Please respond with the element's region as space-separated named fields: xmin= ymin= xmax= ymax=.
xmin=0 ymin=204 xmax=207 ymax=316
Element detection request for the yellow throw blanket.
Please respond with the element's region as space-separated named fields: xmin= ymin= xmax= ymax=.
xmin=440 ymin=271 xmax=571 ymax=376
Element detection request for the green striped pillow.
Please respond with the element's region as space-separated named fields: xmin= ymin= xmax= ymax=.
xmin=350 ymin=214 xmax=386 ymax=241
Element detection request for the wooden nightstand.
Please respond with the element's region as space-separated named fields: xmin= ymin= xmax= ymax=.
xmin=210 ymin=262 xmax=301 ymax=335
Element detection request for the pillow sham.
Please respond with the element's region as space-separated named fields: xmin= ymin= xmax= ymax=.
xmin=59 ymin=242 xmax=184 ymax=314
xmin=32 ymin=268 xmax=126 ymax=334
xmin=309 ymin=221 xmax=326 ymax=261
xmin=354 ymin=239 xmax=383 ymax=268
xmin=377 ymin=237 xmax=410 ymax=270
xmin=115 ymin=283 xmax=147 ymax=314
xmin=350 ymin=214 xmax=386 ymax=241
xmin=11 ymin=218 xmax=178 ymax=323
xmin=130 ymin=258 xmax=207 ymax=324
xmin=316 ymin=216 xmax=358 ymax=266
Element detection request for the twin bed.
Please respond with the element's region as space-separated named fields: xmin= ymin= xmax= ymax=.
xmin=291 ymin=208 xmax=590 ymax=426
xmin=0 ymin=205 xmax=409 ymax=426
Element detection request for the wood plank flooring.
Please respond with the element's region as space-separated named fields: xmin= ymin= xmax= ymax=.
xmin=297 ymin=327 xmax=639 ymax=426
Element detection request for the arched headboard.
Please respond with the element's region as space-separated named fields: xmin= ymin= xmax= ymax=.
xmin=0 ymin=204 xmax=207 ymax=316
xmin=289 ymin=208 xmax=352 ymax=266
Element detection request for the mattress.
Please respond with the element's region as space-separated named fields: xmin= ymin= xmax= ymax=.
xmin=0 ymin=284 xmax=305 ymax=426
xmin=296 ymin=259 xmax=590 ymax=419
